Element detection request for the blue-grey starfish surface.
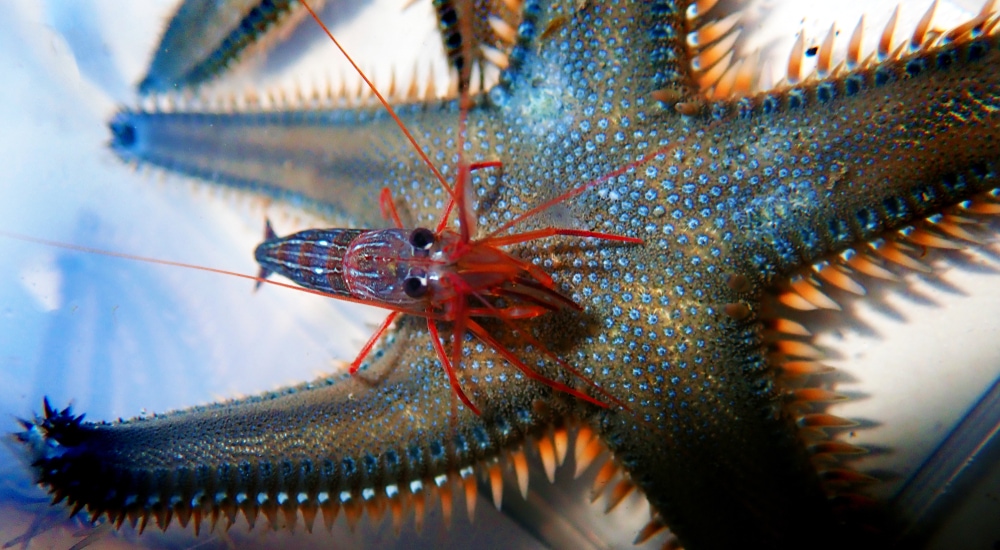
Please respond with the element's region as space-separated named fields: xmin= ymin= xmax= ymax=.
xmin=8 ymin=0 xmax=1000 ymax=548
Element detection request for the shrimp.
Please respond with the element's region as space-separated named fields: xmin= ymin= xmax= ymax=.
xmin=250 ymin=2 xmax=644 ymax=415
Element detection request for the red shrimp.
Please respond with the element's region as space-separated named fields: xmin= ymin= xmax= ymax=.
xmin=250 ymin=1 xmax=645 ymax=415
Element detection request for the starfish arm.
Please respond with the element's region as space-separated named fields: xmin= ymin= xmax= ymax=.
xmin=142 ymin=0 xmax=523 ymax=96
xmin=16 ymin=316 xmax=579 ymax=533
xmin=139 ymin=0 xmax=325 ymax=94
xmin=431 ymin=0 xmax=523 ymax=90
xmin=108 ymin=100 xmax=492 ymax=226
xmin=714 ymin=37 xmax=1000 ymax=281
xmin=498 ymin=0 xmax=707 ymax=99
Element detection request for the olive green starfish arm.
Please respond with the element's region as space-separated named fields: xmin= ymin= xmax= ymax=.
xmin=139 ymin=0 xmax=329 ymax=94
xmin=139 ymin=0 xmax=525 ymax=98
xmin=108 ymin=99 xmax=490 ymax=227
xmin=16 ymin=314 xmax=588 ymax=534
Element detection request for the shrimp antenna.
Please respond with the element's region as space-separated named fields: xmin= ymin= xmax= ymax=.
xmin=300 ymin=1 xmax=459 ymax=204
xmin=0 ymin=230 xmax=411 ymax=312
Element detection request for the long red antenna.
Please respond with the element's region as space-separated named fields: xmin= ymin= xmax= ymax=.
xmin=300 ymin=1 xmax=458 ymax=204
xmin=0 ymin=230 xmax=418 ymax=313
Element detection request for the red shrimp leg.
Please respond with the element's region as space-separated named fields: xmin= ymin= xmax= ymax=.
xmin=449 ymin=297 xmax=469 ymax=410
xmin=469 ymin=160 xmax=502 ymax=171
xmin=452 ymin=239 xmax=558 ymax=289
xmin=379 ymin=187 xmax=404 ymax=228
xmin=465 ymin=319 xmax=614 ymax=410
xmin=454 ymin=161 xmax=503 ymax=240
xmin=465 ymin=303 xmax=553 ymax=319
xmin=477 ymin=312 xmax=628 ymax=411
xmin=488 ymin=317 xmax=628 ymax=411
xmin=463 ymin=277 xmax=580 ymax=315
xmin=444 ymin=272 xmax=624 ymax=410
xmin=455 ymin=99 xmax=474 ymax=242
xmin=465 ymin=229 xmax=642 ymax=294
xmin=454 ymin=276 xmax=628 ymax=410
xmin=460 ymin=243 xmax=563 ymax=292
xmin=350 ymin=310 xmax=401 ymax=374
xmin=427 ymin=320 xmax=481 ymax=415
xmin=496 ymin=282 xmax=582 ymax=312
xmin=433 ymin=158 xmax=503 ymax=236
xmin=509 ymin=254 xmax=557 ymax=289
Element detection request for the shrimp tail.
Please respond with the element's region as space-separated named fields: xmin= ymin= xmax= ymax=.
xmin=253 ymin=219 xmax=278 ymax=291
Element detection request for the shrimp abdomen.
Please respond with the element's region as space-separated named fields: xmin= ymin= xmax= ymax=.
xmin=255 ymin=227 xmax=366 ymax=298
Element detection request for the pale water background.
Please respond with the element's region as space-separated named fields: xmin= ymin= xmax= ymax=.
xmin=0 ymin=0 xmax=998 ymax=548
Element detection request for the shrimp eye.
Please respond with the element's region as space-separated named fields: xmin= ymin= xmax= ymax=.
xmin=403 ymin=275 xmax=429 ymax=298
xmin=409 ymin=228 xmax=435 ymax=250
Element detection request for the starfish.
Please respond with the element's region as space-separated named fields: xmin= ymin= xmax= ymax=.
xmin=6 ymin=0 xmax=1000 ymax=548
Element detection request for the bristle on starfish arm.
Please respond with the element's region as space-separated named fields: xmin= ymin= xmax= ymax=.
xmin=139 ymin=0 xmax=330 ymax=95
xmin=427 ymin=0 xmax=524 ymax=92
xmin=768 ymin=193 xmax=1000 ymax=314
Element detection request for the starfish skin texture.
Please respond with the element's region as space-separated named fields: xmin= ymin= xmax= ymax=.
xmin=6 ymin=0 xmax=1000 ymax=548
